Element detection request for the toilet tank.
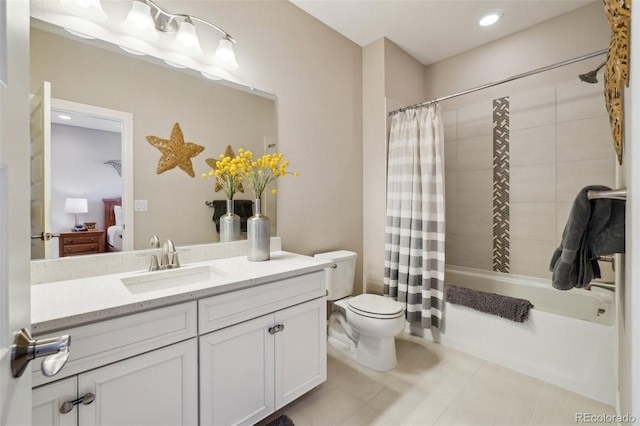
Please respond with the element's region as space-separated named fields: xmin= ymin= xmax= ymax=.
xmin=314 ymin=250 xmax=357 ymax=301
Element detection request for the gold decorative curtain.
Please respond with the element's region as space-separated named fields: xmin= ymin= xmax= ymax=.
xmin=603 ymin=0 xmax=630 ymax=165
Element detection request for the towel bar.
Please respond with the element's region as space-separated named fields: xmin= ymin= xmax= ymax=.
xmin=596 ymin=255 xmax=614 ymax=263
xmin=587 ymin=188 xmax=627 ymax=201
xmin=586 ymin=282 xmax=615 ymax=291
xmin=205 ymin=201 xmax=214 ymax=208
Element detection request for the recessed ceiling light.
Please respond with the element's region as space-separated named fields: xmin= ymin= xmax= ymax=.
xmin=479 ymin=11 xmax=503 ymax=27
xmin=59 ymin=114 xmax=72 ymax=120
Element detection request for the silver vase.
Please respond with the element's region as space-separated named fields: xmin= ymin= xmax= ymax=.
xmin=247 ymin=198 xmax=270 ymax=261
xmin=220 ymin=199 xmax=241 ymax=242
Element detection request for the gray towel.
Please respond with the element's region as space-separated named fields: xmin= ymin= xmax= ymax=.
xmin=445 ymin=285 xmax=533 ymax=322
xmin=550 ymin=185 xmax=625 ymax=290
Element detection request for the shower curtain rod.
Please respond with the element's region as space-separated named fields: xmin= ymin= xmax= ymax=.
xmin=389 ymin=48 xmax=608 ymax=116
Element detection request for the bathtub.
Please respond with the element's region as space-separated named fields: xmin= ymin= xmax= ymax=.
xmin=414 ymin=265 xmax=615 ymax=406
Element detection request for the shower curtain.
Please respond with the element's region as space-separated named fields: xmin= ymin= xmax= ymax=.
xmin=384 ymin=104 xmax=445 ymax=329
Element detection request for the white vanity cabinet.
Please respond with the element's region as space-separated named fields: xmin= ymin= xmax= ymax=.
xmin=33 ymin=376 xmax=78 ymax=426
xmin=31 ymin=256 xmax=329 ymax=426
xmin=199 ymin=271 xmax=327 ymax=426
xmin=200 ymin=297 xmax=326 ymax=426
xmin=33 ymin=339 xmax=198 ymax=426
xmin=31 ymin=302 xmax=199 ymax=426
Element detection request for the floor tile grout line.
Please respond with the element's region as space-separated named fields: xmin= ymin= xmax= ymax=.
xmin=527 ymin=379 xmax=547 ymax=426
xmin=430 ymin=359 xmax=487 ymax=425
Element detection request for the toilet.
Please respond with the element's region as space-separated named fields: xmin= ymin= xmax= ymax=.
xmin=315 ymin=250 xmax=405 ymax=371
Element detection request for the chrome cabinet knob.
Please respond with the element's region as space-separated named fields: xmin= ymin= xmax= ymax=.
xmin=268 ymin=324 xmax=285 ymax=335
xmin=60 ymin=392 xmax=95 ymax=414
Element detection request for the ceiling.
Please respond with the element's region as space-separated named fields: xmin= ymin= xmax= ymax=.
xmin=51 ymin=109 xmax=122 ymax=133
xmin=289 ymin=0 xmax=597 ymax=65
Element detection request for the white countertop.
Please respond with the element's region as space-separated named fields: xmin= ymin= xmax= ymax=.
xmin=31 ymin=251 xmax=331 ymax=335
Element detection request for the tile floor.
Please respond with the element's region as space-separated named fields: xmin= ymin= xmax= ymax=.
xmin=263 ymin=335 xmax=615 ymax=426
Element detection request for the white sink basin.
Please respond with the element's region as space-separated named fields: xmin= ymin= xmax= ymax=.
xmin=121 ymin=265 xmax=231 ymax=294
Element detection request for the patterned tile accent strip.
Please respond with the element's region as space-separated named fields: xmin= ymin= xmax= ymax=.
xmin=493 ymin=97 xmax=510 ymax=272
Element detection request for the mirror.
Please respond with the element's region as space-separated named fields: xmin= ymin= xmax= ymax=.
xmin=29 ymin=18 xmax=277 ymax=259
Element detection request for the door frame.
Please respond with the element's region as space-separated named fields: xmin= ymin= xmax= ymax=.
xmin=0 ymin=0 xmax=32 ymax=423
xmin=50 ymin=99 xmax=134 ymax=252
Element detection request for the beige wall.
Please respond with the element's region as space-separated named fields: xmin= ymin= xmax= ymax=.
xmin=362 ymin=38 xmax=426 ymax=295
xmin=362 ymin=39 xmax=386 ymax=295
xmin=212 ymin=1 xmax=364 ymax=292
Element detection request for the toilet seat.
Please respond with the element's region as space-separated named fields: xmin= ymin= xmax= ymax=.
xmin=347 ymin=294 xmax=404 ymax=319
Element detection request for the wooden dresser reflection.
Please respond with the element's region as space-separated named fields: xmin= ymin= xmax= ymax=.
xmin=59 ymin=229 xmax=106 ymax=257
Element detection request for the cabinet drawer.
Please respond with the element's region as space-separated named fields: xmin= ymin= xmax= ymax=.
xmin=62 ymin=235 xmax=101 ymax=245
xmin=32 ymin=301 xmax=197 ymax=387
xmin=199 ymin=271 xmax=326 ymax=334
xmin=63 ymin=243 xmax=99 ymax=255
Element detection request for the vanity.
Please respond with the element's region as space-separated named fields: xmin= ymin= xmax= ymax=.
xmin=30 ymin=249 xmax=330 ymax=426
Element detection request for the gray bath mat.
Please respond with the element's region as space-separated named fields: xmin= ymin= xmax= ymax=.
xmin=265 ymin=414 xmax=295 ymax=426
xmin=445 ymin=285 xmax=533 ymax=323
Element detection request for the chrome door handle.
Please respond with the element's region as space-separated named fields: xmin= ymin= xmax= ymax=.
xmin=59 ymin=392 xmax=95 ymax=414
xmin=11 ymin=328 xmax=71 ymax=378
xmin=30 ymin=232 xmax=58 ymax=241
xmin=268 ymin=324 xmax=285 ymax=335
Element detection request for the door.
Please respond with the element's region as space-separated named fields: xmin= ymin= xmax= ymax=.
xmin=30 ymin=81 xmax=52 ymax=259
xmin=0 ymin=0 xmax=33 ymax=423
xmin=78 ymin=339 xmax=198 ymax=426
xmin=49 ymin=99 xmax=133 ymax=253
xmin=274 ymin=298 xmax=327 ymax=409
xmin=32 ymin=377 xmax=78 ymax=426
xmin=200 ymin=314 xmax=275 ymax=426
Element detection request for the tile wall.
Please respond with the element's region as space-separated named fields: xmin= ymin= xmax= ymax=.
xmin=444 ymin=79 xmax=616 ymax=279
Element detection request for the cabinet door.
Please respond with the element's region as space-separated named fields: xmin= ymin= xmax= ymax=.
xmin=200 ymin=314 xmax=275 ymax=426
xmin=274 ymin=297 xmax=327 ymax=409
xmin=78 ymin=339 xmax=198 ymax=426
xmin=32 ymin=376 xmax=78 ymax=426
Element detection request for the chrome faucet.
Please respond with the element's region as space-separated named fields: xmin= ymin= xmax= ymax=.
xmin=160 ymin=239 xmax=180 ymax=270
xmin=142 ymin=236 xmax=180 ymax=271
xmin=144 ymin=235 xmax=161 ymax=271
xmin=149 ymin=235 xmax=160 ymax=249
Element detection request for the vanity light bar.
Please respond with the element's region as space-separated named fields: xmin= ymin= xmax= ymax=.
xmin=61 ymin=0 xmax=239 ymax=70
xmin=122 ymin=0 xmax=239 ymax=69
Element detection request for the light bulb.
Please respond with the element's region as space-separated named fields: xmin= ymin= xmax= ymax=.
xmin=121 ymin=1 xmax=159 ymax=42
xmin=213 ymin=37 xmax=238 ymax=71
xmin=478 ymin=11 xmax=503 ymax=27
xmin=172 ymin=18 xmax=203 ymax=57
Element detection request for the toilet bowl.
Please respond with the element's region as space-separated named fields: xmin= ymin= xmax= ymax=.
xmin=340 ymin=294 xmax=405 ymax=371
xmin=315 ymin=251 xmax=405 ymax=372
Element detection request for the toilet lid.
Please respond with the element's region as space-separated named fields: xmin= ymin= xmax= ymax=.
xmin=347 ymin=294 xmax=404 ymax=318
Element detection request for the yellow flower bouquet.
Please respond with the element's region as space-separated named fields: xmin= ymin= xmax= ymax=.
xmin=236 ymin=149 xmax=297 ymax=199
xmin=202 ymin=154 xmax=244 ymax=200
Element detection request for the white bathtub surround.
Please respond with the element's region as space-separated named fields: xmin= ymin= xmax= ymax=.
xmin=412 ymin=265 xmax=615 ymax=405
xmin=31 ymin=237 xmax=281 ymax=284
xmin=445 ymin=79 xmax=616 ymax=279
xmin=384 ymin=104 xmax=446 ymax=329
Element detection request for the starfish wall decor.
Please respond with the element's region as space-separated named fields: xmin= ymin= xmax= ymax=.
xmin=146 ymin=123 xmax=205 ymax=177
